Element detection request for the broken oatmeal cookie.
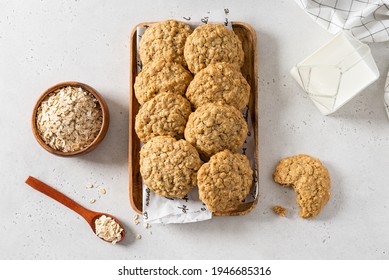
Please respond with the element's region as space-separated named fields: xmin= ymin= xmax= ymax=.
xmin=273 ymin=154 xmax=331 ymax=218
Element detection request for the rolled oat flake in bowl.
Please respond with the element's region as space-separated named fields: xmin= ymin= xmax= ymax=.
xmin=36 ymin=86 xmax=103 ymax=153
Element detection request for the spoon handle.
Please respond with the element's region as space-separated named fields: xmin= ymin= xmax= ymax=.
xmin=25 ymin=176 xmax=96 ymax=222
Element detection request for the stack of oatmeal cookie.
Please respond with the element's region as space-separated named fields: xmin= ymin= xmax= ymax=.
xmin=134 ymin=19 xmax=254 ymax=213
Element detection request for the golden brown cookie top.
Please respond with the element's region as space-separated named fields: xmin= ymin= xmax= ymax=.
xmin=139 ymin=20 xmax=192 ymax=67
xmin=273 ymin=154 xmax=331 ymax=218
xmin=134 ymin=59 xmax=193 ymax=105
xmin=140 ymin=136 xmax=203 ymax=199
xmin=135 ymin=92 xmax=192 ymax=143
xmin=184 ymin=102 xmax=248 ymax=159
xmin=184 ymin=24 xmax=244 ymax=74
xmin=198 ymin=150 xmax=253 ymax=212
xmin=185 ymin=62 xmax=250 ymax=110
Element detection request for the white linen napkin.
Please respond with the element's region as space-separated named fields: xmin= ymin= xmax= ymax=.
xmin=295 ymin=0 xmax=389 ymax=42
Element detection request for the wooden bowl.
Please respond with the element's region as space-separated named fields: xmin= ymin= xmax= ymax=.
xmin=32 ymin=81 xmax=110 ymax=157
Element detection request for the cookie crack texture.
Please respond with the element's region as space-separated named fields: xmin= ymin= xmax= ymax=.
xmin=140 ymin=136 xmax=203 ymax=199
xmin=134 ymin=59 xmax=193 ymax=105
xmin=135 ymin=92 xmax=192 ymax=143
xmin=184 ymin=103 xmax=248 ymax=159
xmin=273 ymin=154 xmax=331 ymax=218
xmin=198 ymin=150 xmax=253 ymax=212
xmin=139 ymin=20 xmax=192 ymax=67
xmin=184 ymin=24 xmax=244 ymax=74
xmin=186 ymin=62 xmax=250 ymax=110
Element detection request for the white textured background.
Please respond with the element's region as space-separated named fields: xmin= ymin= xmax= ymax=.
xmin=0 ymin=0 xmax=388 ymax=260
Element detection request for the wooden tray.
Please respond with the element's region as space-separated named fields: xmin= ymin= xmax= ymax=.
xmin=129 ymin=21 xmax=259 ymax=216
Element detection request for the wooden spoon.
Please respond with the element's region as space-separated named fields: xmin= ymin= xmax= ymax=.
xmin=25 ymin=176 xmax=125 ymax=243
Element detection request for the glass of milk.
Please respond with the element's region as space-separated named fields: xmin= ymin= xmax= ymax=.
xmin=291 ymin=31 xmax=379 ymax=115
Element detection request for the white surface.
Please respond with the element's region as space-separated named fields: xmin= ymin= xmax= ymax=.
xmin=0 ymin=0 xmax=388 ymax=260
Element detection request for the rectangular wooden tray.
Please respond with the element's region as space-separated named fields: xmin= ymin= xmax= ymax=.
xmin=129 ymin=21 xmax=259 ymax=216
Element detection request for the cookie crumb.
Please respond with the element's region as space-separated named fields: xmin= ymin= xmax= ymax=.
xmin=272 ymin=205 xmax=287 ymax=217
xmin=86 ymin=182 xmax=93 ymax=189
xmin=98 ymin=187 xmax=106 ymax=195
xmin=143 ymin=223 xmax=151 ymax=229
xmin=133 ymin=214 xmax=139 ymax=219
xmin=136 ymin=234 xmax=142 ymax=240
xmin=89 ymin=198 xmax=96 ymax=204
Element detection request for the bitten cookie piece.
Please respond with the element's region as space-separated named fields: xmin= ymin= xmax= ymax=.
xmin=198 ymin=150 xmax=253 ymax=212
xmin=134 ymin=59 xmax=193 ymax=105
xmin=273 ymin=154 xmax=331 ymax=218
xmin=140 ymin=136 xmax=202 ymax=198
xmin=135 ymin=92 xmax=192 ymax=143
xmin=139 ymin=20 xmax=192 ymax=67
xmin=184 ymin=24 xmax=244 ymax=74
xmin=186 ymin=62 xmax=250 ymax=110
xmin=184 ymin=103 xmax=248 ymax=159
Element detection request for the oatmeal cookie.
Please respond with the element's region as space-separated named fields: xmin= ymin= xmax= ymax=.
xmin=134 ymin=59 xmax=193 ymax=105
xmin=273 ymin=154 xmax=331 ymax=218
xmin=184 ymin=103 xmax=248 ymax=158
xmin=135 ymin=92 xmax=192 ymax=143
xmin=184 ymin=24 xmax=244 ymax=74
xmin=139 ymin=20 xmax=192 ymax=67
xmin=198 ymin=150 xmax=253 ymax=212
xmin=186 ymin=62 xmax=250 ymax=110
xmin=140 ymin=136 xmax=202 ymax=198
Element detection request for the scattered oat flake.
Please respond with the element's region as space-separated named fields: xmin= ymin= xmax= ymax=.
xmin=133 ymin=214 xmax=139 ymax=219
xmin=143 ymin=223 xmax=151 ymax=229
xmin=86 ymin=182 xmax=93 ymax=188
xmin=136 ymin=234 xmax=142 ymax=240
xmin=89 ymin=198 xmax=96 ymax=204
xmin=273 ymin=205 xmax=287 ymax=217
xmin=134 ymin=219 xmax=139 ymax=225
xmin=98 ymin=187 xmax=106 ymax=195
